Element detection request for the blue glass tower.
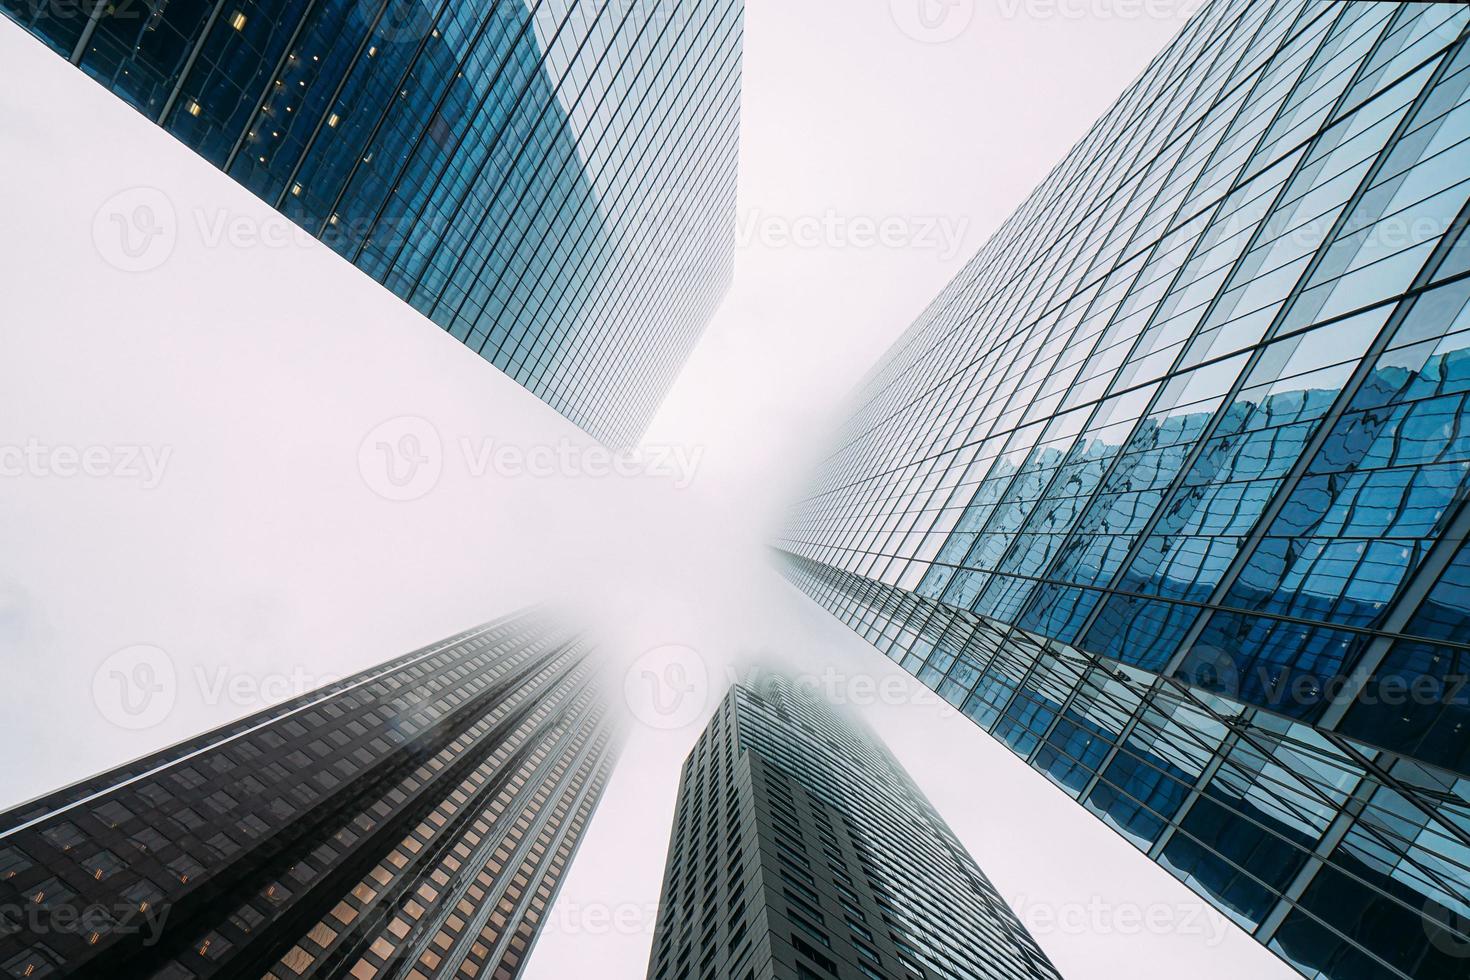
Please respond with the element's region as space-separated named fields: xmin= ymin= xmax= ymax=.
xmin=3 ymin=0 xmax=743 ymax=445
xmin=779 ymin=2 xmax=1470 ymax=977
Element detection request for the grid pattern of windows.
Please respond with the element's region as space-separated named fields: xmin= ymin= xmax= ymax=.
xmin=646 ymin=675 xmax=1060 ymax=980
xmin=0 ymin=609 xmax=621 ymax=978
xmin=778 ymin=3 xmax=1470 ymax=978
xmin=2 ymin=0 xmax=744 ymax=445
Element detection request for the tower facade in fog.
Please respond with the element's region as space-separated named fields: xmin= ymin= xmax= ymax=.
xmin=0 ymin=610 xmax=618 ymax=979
xmin=2 ymin=0 xmax=744 ymax=445
xmin=779 ymin=2 xmax=1470 ymax=977
xmin=646 ymin=673 xmax=1060 ymax=980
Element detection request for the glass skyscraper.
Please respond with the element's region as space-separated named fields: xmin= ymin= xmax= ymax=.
xmin=778 ymin=2 xmax=1470 ymax=978
xmin=646 ymin=672 xmax=1061 ymax=980
xmin=2 ymin=0 xmax=743 ymax=445
xmin=0 ymin=610 xmax=620 ymax=978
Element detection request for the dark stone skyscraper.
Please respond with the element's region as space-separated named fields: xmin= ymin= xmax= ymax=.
xmin=646 ymin=672 xmax=1060 ymax=980
xmin=778 ymin=2 xmax=1470 ymax=977
xmin=0 ymin=610 xmax=619 ymax=979
xmin=2 ymin=0 xmax=744 ymax=445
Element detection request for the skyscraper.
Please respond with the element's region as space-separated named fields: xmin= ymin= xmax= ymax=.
xmin=0 ymin=609 xmax=620 ymax=979
xmin=646 ymin=672 xmax=1061 ymax=980
xmin=778 ymin=2 xmax=1470 ymax=977
xmin=1 ymin=0 xmax=744 ymax=445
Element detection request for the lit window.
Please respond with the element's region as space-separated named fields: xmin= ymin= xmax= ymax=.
xmin=229 ymin=11 xmax=246 ymax=30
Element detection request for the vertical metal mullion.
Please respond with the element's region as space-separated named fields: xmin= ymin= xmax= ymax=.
xmin=1318 ymin=495 xmax=1470 ymax=729
xmin=1019 ymin=650 xmax=1101 ymax=770
xmin=935 ymin=0 xmax=1350 ymax=761
xmin=1322 ymin=731 xmax=1470 ymax=848
xmin=221 ymin=0 xmax=322 ymax=173
xmin=1162 ymin=32 xmax=1470 ymax=678
xmin=790 ymin=550 xmax=1461 ymax=882
xmin=67 ymin=0 xmax=109 ymax=65
xmin=1142 ymin=728 xmax=1241 ymax=861
xmin=1071 ymin=678 xmax=1163 ymax=805
xmin=156 ymin=1 xmax=229 ymax=125
xmin=370 ymin=0 xmax=652 ymax=307
xmin=349 ymin=0 xmax=566 ymax=269
xmin=962 ymin=0 xmax=1300 ymax=618
xmin=344 ymin=0 xmax=567 ymax=273
xmin=306 ymin=0 xmax=462 ymax=232
xmin=1063 ymin=4 xmax=1438 ymax=651
xmin=815 ymin=0 xmax=1317 ymax=475
xmin=432 ymin=693 xmax=606 ymax=974
xmin=270 ymin=0 xmax=393 ymax=210
xmin=448 ymin=0 xmax=729 ymax=356
xmin=1305 ymin=194 xmax=1470 ymax=726
xmin=1254 ymin=776 xmax=1379 ymax=944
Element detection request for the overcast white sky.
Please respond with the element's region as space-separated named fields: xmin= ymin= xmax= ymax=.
xmin=0 ymin=2 xmax=1294 ymax=978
